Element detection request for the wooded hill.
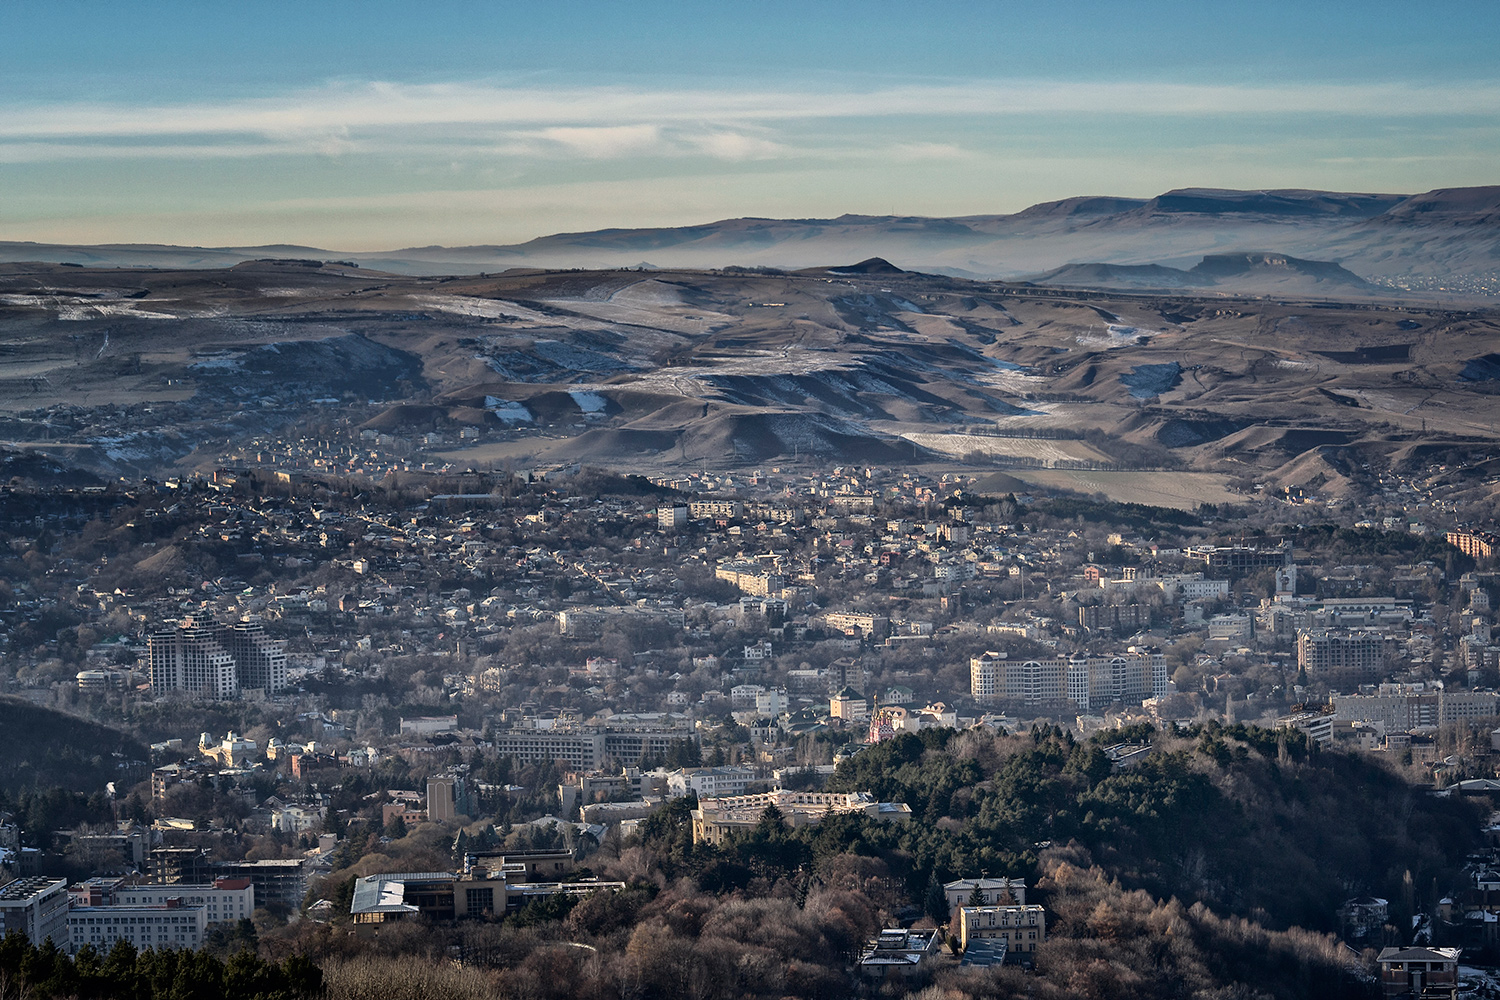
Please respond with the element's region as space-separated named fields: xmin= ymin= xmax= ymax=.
xmin=0 ymin=696 xmax=149 ymax=797
xmin=281 ymin=721 xmax=1475 ymax=1000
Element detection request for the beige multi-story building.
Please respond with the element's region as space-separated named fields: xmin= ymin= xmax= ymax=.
xmin=148 ymin=615 xmax=286 ymax=699
xmin=489 ymin=720 xmax=696 ymax=770
xmin=830 ymin=686 xmax=868 ymax=722
xmin=690 ymin=790 xmax=910 ymax=846
xmin=228 ymin=617 xmax=288 ymax=693
xmin=715 ymin=563 xmax=785 ymax=598
xmin=689 ymin=500 xmax=743 ymax=520
xmin=150 ymin=616 xmax=236 ymax=699
xmin=657 ymin=504 xmax=688 ymax=530
xmin=971 ymin=650 xmax=1166 ymax=710
xmin=1333 ymin=682 xmax=1499 ymax=731
xmin=1449 ymin=530 xmax=1499 ymax=560
xmin=1297 ymin=629 xmax=1402 ymax=680
xmin=824 ymin=612 xmax=890 ymax=639
xmin=957 ymin=904 xmax=1047 ymax=956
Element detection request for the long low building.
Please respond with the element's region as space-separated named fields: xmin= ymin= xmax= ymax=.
xmin=1332 ymin=683 xmax=1499 ymax=731
xmin=71 ymin=876 xmax=254 ymax=926
xmin=691 ymin=789 xmax=911 ymax=846
xmin=67 ymin=901 xmax=208 ymax=955
xmin=350 ymin=869 xmax=624 ymax=926
xmin=489 ymin=721 xmax=698 ymax=771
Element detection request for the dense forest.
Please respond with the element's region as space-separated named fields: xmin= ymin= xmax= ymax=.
xmin=0 ymin=935 xmax=321 ymax=1000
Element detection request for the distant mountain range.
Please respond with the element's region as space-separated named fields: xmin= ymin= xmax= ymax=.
xmin=2 ymin=185 xmax=1498 ymax=297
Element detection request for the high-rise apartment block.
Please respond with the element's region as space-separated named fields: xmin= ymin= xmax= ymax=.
xmin=148 ymin=615 xmax=287 ymax=699
xmin=970 ymin=649 xmax=1167 ymax=710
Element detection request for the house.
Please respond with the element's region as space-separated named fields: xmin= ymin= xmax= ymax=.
xmin=1339 ymin=895 xmax=1389 ymax=942
xmin=1376 ymin=946 xmax=1460 ymax=998
xmin=271 ymin=803 xmax=327 ymax=833
xmin=944 ymin=877 xmax=1026 ymax=912
xmin=857 ymin=928 xmax=942 ymax=982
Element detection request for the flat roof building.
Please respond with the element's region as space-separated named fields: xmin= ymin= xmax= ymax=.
xmin=0 ymin=877 xmax=69 ymax=946
xmin=66 ymin=901 xmax=207 ymax=955
xmin=957 ymin=904 xmax=1047 ymax=957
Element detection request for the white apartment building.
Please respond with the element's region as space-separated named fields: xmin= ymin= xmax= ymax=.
xmin=755 ymin=688 xmax=789 ymax=717
xmin=67 ymin=902 xmax=207 ymax=955
xmin=115 ymin=877 xmax=253 ymax=925
xmin=667 ymin=765 xmax=762 ymax=799
xmin=972 ymin=650 xmax=1166 ymax=710
xmin=689 ymin=500 xmax=743 ymax=520
xmin=148 ymin=615 xmax=286 ymax=699
xmin=0 ymin=877 xmax=69 ymax=946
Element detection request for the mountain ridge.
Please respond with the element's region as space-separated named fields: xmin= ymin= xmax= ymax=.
xmin=1 ymin=184 xmax=1497 ymax=296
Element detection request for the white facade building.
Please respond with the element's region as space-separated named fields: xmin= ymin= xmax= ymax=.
xmin=0 ymin=878 xmax=69 ymax=946
xmin=115 ymin=878 xmax=254 ymax=925
xmin=67 ymin=903 xmax=207 ymax=955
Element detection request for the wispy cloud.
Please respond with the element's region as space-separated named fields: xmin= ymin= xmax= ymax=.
xmin=0 ymin=77 xmax=1496 ymax=162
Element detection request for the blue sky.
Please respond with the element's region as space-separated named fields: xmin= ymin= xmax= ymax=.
xmin=1 ymin=0 xmax=1496 ymax=249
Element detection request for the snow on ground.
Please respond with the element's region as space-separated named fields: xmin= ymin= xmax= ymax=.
xmin=0 ymin=295 xmax=181 ymax=321
xmin=611 ymin=345 xmax=853 ymax=396
xmin=411 ymin=294 xmax=557 ymax=323
xmin=540 ymin=279 xmax=735 ymax=333
xmin=899 ymin=431 xmax=1112 ymax=466
xmin=604 ymin=279 xmax=684 ymax=307
xmin=55 ymin=303 xmax=182 ymax=321
xmin=1459 ymin=965 xmax=1500 ymax=999
xmin=568 ymin=390 xmax=609 ymax=413
xmin=484 ymin=397 xmax=534 ymax=423
xmin=976 ymin=367 xmax=1051 ymax=395
xmin=1076 ymin=324 xmax=1150 ymax=349
xmin=0 ymin=293 xmax=215 ymax=321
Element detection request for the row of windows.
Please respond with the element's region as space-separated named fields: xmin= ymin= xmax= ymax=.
xmin=75 ymin=916 xmax=197 ymax=925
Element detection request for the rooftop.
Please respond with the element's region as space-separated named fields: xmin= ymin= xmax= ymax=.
xmin=0 ymin=877 xmax=66 ymax=903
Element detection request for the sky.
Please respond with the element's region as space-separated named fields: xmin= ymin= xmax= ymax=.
xmin=1 ymin=0 xmax=1497 ymax=250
